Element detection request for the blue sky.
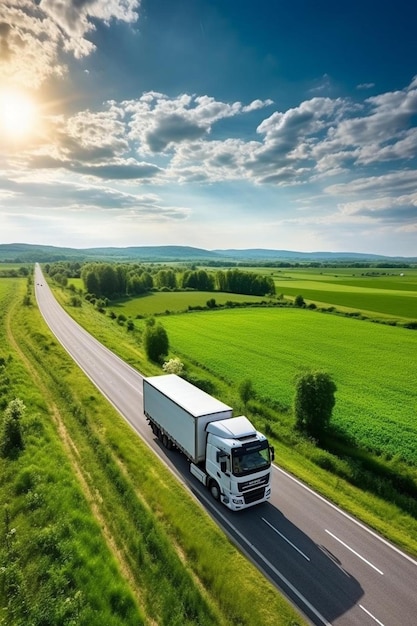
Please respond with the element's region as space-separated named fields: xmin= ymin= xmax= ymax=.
xmin=0 ymin=0 xmax=416 ymax=255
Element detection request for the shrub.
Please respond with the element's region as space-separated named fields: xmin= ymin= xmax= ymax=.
xmin=1 ymin=398 xmax=25 ymax=457
xmin=143 ymin=322 xmax=169 ymax=363
xmin=294 ymin=294 xmax=305 ymax=308
xmin=239 ymin=378 xmax=254 ymax=406
xmin=162 ymin=358 xmax=184 ymax=375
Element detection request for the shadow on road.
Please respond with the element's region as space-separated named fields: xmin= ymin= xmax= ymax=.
xmin=158 ymin=441 xmax=364 ymax=625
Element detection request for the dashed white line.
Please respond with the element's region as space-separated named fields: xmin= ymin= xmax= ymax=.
xmin=359 ymin=604 xmax=385 ymax=625
xmin=262 ymin=517 xmax=310 ymax=561
xmin=325 ymin=529 xmax=384 ymax=575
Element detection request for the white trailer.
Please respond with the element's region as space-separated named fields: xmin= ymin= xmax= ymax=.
xmin=143 ymin=374 xmax=233 ymax=462
xmin=143 ymin=374 xmax=274 ymax=511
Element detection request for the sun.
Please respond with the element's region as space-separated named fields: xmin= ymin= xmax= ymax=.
xmin=0 ymin=88 xmax=38 ymax=140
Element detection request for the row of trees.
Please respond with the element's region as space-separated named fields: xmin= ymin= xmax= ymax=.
xmin=49 ymin=262 xmax=276 ymax=299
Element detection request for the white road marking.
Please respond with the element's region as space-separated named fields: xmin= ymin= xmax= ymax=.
xmin=262 ymin=517 xmax=310 ymax=561
xmin=359 ymin=604 xmax=385 ymax=625
xmin=325 ymin=529 xmax=384 ymax=575
xmin=273 ymin=465 xmax=417 ymax=568
xmin=205 ymin=501 xmax=331 ymax=625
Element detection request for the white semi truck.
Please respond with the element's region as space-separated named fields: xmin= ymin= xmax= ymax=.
xmin=143 ymin=374 xmax=274 ymax=511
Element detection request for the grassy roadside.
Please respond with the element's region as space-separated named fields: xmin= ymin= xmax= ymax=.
xmin=50 ymin=281 xmax=417 ymax=560
xmin=1 ymin=277 xmax=305 ymax=624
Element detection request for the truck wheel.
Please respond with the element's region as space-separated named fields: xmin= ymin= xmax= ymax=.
xmin=162 ymin=433 xmax=172 ymax=450
xmin=209 ymin=480 xmax=220 ymax=501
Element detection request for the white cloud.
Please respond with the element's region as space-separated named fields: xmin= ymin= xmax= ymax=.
xmin=0 ymin=1 xmax=140 ymax=87
xmin=126 ymin=92 xmax=273 ymax=154
xmin=325 ymin=170 xmax=417 ymax=196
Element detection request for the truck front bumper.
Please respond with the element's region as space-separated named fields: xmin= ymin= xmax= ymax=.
xmin=222 ymin=485 xmax=271 ymax=511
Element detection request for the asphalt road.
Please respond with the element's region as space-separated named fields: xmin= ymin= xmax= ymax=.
xmin=34 ymin=265 xmax=417 ymax=626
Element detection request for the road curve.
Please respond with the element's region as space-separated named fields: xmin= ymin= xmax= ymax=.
xmin=34 ymin=264 xmax=417 ymax=626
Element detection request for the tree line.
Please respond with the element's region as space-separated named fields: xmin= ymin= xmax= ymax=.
xmin=45 ymin=262 xmax=275 ymax=299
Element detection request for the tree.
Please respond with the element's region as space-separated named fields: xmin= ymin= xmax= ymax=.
xmin=1 ymin=398 xmax=25 ymax=457
xmin=239 ymin=378 xmax=254 ymax=406
xmin=294 ymin=370 xmax=336 ymax=440
xmin=143 ymin=321 xmax=169 ymax=363
xmin=294 ymin=294 xmax=305 ymax=308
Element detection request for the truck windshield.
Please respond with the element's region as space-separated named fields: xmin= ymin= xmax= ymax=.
xmin=232 ymin=442 xmax=270 ymax=477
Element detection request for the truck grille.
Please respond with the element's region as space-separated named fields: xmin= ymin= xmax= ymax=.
xmin=238 ymin=474 xmax=269 ymax=493
xmin=243 ymin=487 xmax=266 ymax=505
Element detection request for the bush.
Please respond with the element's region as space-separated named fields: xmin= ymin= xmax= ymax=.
xmin=143 ymin=322 xmax=169 ymax=363
xmin=239 ymin=378 xmax=254 ymax=406
xmin=1 ymin=398 xmax=25 ymax=457
xmin=294 ymin=294 xmax=305 ymax=308
xmin=69 ymin=296 xmax=82 ymax=307
xmin=162 ymin=358 xmax=184 ymax=375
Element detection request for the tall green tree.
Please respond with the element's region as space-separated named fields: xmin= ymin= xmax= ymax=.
xmin=143 ymin=321 xmax=169 ymax=363
xmin=294 ymin=370 xmax=337 ymax=441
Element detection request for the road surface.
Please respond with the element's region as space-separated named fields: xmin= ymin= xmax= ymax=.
xmin=34 ymin=265 xmax=417 ymax=626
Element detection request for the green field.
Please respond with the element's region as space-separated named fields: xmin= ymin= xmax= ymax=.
xmin=67 ymin=267 xmax=417 ymax=464
xmin=113 ymin=291 xmax=271 ymax=316
xmin=269 ymin=268 xmax=417 ymax=319
xmin=157 ymin=308 xmax=417 ymax=464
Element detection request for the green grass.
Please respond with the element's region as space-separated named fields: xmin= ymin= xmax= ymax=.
xmin=157 ymin=308 xmax=417 ymax=463
xmin=270 ymin=268 xmax=417 ymax=319
xmin=0 ymin=280 xmax=144 ymax=625
xmin=0 ymin=276 xmax=305 ymax=626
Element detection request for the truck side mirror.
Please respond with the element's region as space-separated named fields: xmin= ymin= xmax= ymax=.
xmin=270 ymin=446 xmax=275 ymax=461
xmin=220 ymin=460 xmax=227 ymax=473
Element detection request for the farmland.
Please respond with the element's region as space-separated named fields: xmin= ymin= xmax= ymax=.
xmin=268 ymin=267 xmax=417 ymax=319
xmin=155 ymin=308 xmax=417 ymax=464
xmin=68 ymin=265 xmax=417 ymax=465
xmin=111 ymin=290 xmax=271 ymax=316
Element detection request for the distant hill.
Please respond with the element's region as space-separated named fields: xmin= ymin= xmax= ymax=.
xmin=0 ymin=243 xmax=219 ymax=263
xmin=213 ymin=248 xmax=410 ymax=261
xmin=0 ymin=243 xmax=415 ymax=264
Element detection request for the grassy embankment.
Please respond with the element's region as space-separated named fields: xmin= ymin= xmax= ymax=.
xmin=59 ymin=269 xmax=417 ymax=558
xmin=0 ymin=275 xmax=304 ymax=625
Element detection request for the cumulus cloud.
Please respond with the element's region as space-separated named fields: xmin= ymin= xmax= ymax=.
xmin=39 ymin=0 xmax=140 ymax=57
xmin=0 ymin=1 xmax=140 ymax=87
xmin=3 ymin=76 xmax=417 ymax=197
xmin=126 ymin=92 xmax=273 ymax=153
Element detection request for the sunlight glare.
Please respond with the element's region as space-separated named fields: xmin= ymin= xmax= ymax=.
xmin=0 ymin=89 xmax=37 ymax=140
